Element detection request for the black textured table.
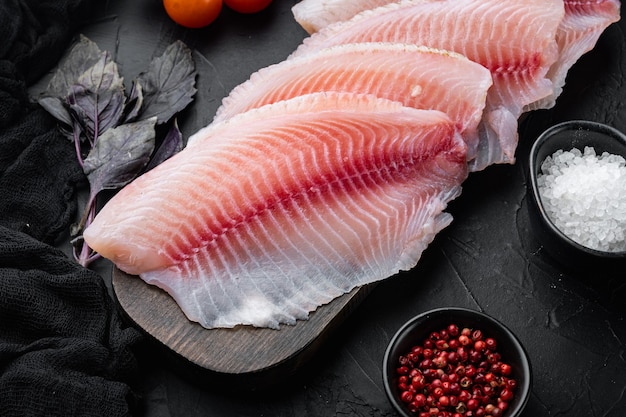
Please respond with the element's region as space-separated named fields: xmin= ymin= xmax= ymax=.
xmin=45 ymin=1 xmax=626 ymax=416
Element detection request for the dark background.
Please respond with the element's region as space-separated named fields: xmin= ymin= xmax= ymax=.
xmin=33 ymin=0 xmax=626 ymax=415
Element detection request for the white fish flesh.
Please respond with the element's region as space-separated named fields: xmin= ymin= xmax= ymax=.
xmin=211 ymin=42 xmax=492 ymax=161
xmin=291 ymin=0 xmax=414 ymax=34
xmin=289 ymin=0 xmax=565 ymax=171
xmin=527 ymin=0 xmax=621 ymax=110
xmin=84 ymin=92 xmax=468 ymax=329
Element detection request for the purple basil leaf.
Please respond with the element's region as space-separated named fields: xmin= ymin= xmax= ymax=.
xmin=38 ymin=96 xmax=73 ymax=127
xmin=83 ymin=117 xmax=157 ymax=194
xmin=145 ymin=118 xmax=184 ymax=172
xmin=123 ymin=80 xmax=144 ymax=123
xmin=68 ymin=53 xmax=126 ymax=141
xmin=45 ymin=35 xmax=104 ymax=99
xmin=133 ymin=41 xmax=197 ymax=124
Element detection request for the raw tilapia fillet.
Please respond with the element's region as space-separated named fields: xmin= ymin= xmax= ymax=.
xmin=84 ymin=92 xmax=468 ymax=329
xmin=289 ymin=0 xmax=564 ymax=171
xmin=291 ymin=0 xmax=621 ymax=112
xmin=527 ymin=0 xmax=621 ymax=110
xmin=291 ymin=0 xmax=406 ymax=34
xmin=211 ymin=42 xmax=492 ymax=161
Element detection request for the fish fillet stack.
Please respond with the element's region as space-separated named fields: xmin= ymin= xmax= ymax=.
xmin=84 ymin=0 xmax=620 ymax=329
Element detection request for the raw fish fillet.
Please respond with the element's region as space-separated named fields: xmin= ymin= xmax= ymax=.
xmin=527 ymin=0 xmax=621 ymax=110
xmin=290 ymin=0 xmax=564 ymax=171
xmin=84 ymin=92 xmax=468 ymax=329
xmin=291 ymin=0 xmax=621 ymax=112
xmin=211 ymin=42 xmax=492 ymax=161
xmin=291 ymin=0 xmax=411 ymax=34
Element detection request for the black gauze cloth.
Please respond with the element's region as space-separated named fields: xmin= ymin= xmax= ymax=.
xmin=0 ymin=1 xmax=141 ymax=416
xmin=0 ymin=228 xmax=140 ymax=416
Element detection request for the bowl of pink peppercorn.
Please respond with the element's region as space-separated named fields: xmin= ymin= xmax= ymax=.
xmin=382 ymin=307 xmax=531 ymax=417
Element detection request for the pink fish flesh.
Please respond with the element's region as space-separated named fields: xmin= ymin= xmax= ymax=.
xmin=290 ymin=0 xmax=621 ymax=111
xmin=289 ymin=0 xmax=565 ymax=171
xmin=211 ymin=42 xmax=492 ymax=161
xmin=527 ymin=0 xmax=621 ymax=110
xmin=291 ymin=0 xmax=418 ymax=34
xmin=84 ymin=92 xmax=468 ymax=329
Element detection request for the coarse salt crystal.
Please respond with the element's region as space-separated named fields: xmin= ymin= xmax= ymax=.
xmin=537 ymin=146 xmax=626 ymax=252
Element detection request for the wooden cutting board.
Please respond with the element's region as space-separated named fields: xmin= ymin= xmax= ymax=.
xmin=112 ymin=268 xmax=372 ymax=381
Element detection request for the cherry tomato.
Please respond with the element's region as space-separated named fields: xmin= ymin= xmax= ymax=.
xmin=163 ymin=0 xmax=223 ymax=28
xmin=224 ymin=0 xmax=272 ymax=14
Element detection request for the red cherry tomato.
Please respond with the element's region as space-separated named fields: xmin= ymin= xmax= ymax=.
xmin=163 ymin=0 xmax=223 ymax=28
xmin=224 ymin=0 xmax=272 ymax=14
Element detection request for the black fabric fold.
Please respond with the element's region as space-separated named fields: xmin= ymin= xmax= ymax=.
xmin=0 ymin=0 xmax=141 ymax=416
xmin=0 ymin=105 xmax=84 ymax=244
xmin=0 ymin=227 xmax=140 ymax=417
xmin=1 ymin=0 xmax=96 ymax=85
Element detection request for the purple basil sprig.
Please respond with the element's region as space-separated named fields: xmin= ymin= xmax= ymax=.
xmin=38 ymin=35 xmax=197 ymax=267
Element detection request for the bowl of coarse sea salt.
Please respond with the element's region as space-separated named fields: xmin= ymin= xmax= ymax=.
xmin=528 ymin=120 xmax=626 ymax=271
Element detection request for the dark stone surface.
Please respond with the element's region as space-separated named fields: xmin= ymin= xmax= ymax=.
xmin=36 ymin=0 xmax=626 ymax=415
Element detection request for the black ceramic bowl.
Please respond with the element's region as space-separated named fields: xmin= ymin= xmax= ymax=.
xmin=527 ymin=120 xmax=626 ymax=271
xmin=383 ymin=307 xmax=531 ymax=417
